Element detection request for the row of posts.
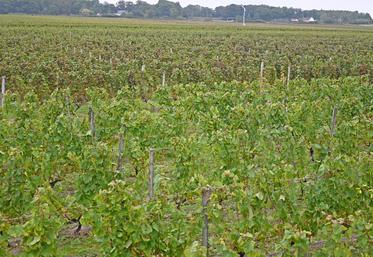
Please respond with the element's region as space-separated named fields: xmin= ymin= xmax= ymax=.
xmin=146 ymin=61 xmax=292 ymax=87
xmin=147 ymin=147 xmax=211 ymax=256
xmin=87 ymin=106 xmax=212 ymax=255
xmin=87 ymin=101 xmax=337 ymax=256
xmin=0 ymin=61 xmax=291 ymax=108
xmin=0 ymin=62 xmax=287 ymax=104
xmin=65 ymin=46 xmax=292 ymax=87
xmin=260 ymin=61 xmax=292 ymax=86
xmin=147 ymin=61 xmax=291 ymax=88
xmin=0 ymin=72 xmax=336 ymax=256
xmin=0 ymin=62 xmax=290 ymax=109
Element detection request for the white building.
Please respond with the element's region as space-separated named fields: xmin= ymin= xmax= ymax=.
xmin=115 ymin=10 xmax=126 ymax=16
xmin=303 ymin=17 xmax=317 ymax=23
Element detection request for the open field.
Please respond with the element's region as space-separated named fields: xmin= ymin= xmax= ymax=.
xmin=0 ymin=15 xmax=372 ymax=97
xmin=0 ymin=15 xmax=372 ymax=256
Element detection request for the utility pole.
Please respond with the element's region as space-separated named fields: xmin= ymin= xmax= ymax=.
xmin=242 ymin=5 xmax=246 ymax=26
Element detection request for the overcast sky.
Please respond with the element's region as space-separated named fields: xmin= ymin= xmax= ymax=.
xmin=102 ymin=0 xmax=373 ymax=15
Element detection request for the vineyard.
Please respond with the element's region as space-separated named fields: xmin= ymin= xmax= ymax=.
xmin=0 ymin=15 xmax=372 ymax=256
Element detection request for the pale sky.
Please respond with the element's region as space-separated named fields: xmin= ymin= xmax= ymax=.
xmin=102 ymin=0 xmax=373 ymax=16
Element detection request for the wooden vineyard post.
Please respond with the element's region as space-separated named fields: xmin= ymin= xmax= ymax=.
xmin=162 ymin=72 xmax=166 ymax=87
xmin=202 ymin=188 xmax=212 ymax=256
xmin=89 ymin=107 xmax=96 ymax=138
xmin=116 ymin=134 xmax=124 ymax=173
xmin=148 ymin=148 xmax=155 ymax=200
xmin=1 ymin=76 xmax=5 ymax=108
xmin=65 ymin=96 xmax=72 ymax=124
xmin=260 ymin=61 xmax=264 ymax=89
xmin=330 ymin=107 xmax=338 ymax=136
xmin=260 ymin=61 xmax=264 ymax=80
xmin=287 ymin=64 xmax=291 ymax=86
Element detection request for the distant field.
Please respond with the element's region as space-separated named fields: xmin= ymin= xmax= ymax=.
xmin=0 ymin=15 xmax=372 ymax=257
xmin=0 ymin=15 xmax=372 ymax=98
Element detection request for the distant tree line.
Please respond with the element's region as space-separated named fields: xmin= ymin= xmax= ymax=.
xmin=0 ymin=0 xmax=372 ymax=24
xmin=0 ymin=0 xmax=111 ymax=15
